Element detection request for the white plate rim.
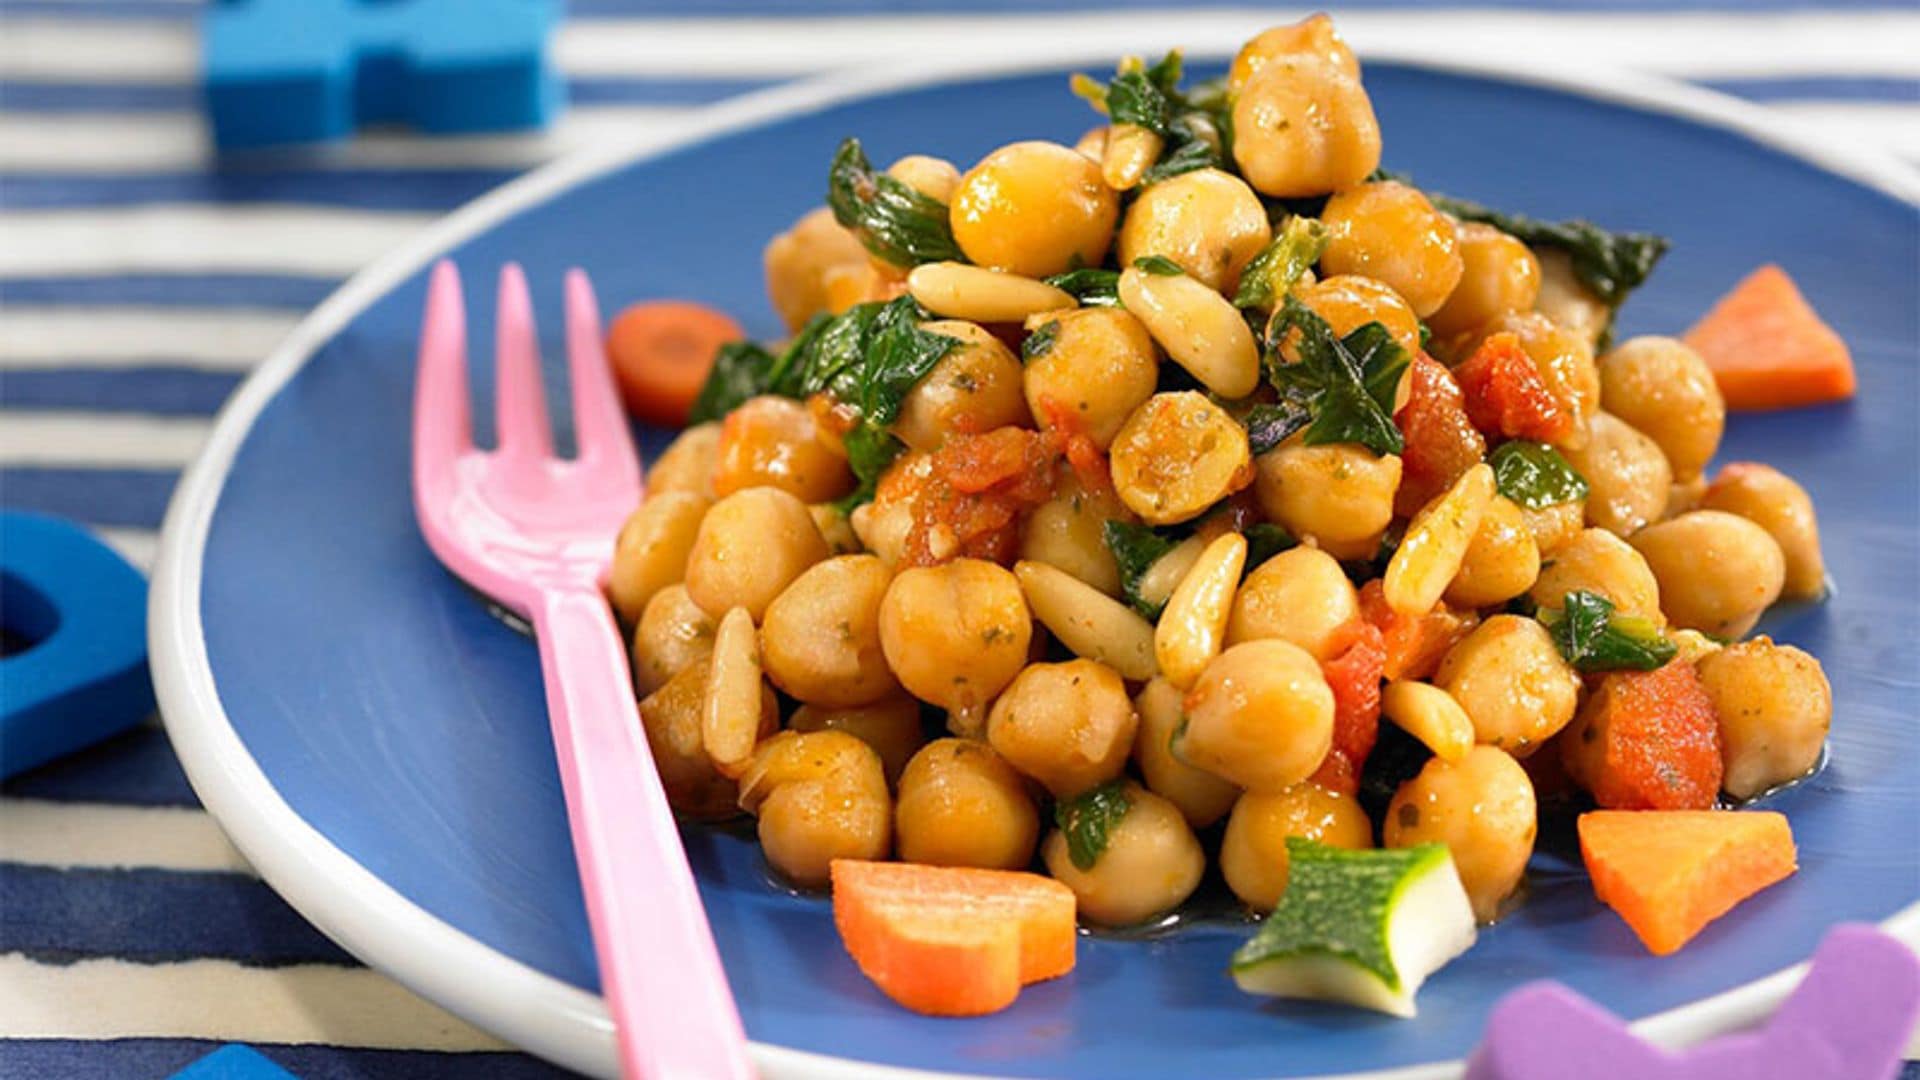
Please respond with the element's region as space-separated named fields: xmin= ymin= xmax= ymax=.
xmin=149 ymin=36 xmax=1920 ymax=1080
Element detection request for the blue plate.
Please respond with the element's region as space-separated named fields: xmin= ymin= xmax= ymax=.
xmin=152 ymin=47 xmax=1920 ymax=1080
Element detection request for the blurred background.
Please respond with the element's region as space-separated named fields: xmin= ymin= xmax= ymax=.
xmin=0 ymin=1 xmax=1914 ymax=1078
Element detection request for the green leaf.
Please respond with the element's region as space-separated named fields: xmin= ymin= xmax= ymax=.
xmin=1043 ymin=268 xmax=1122 ymax=307
xmin=1242 ymin=400 xmax=1312 ymax=455
xmin=1054 ymin=779 xmax=1133 ymax=871
xmin=1428 ymin=192 xmax=1669 ymax=307
xmin=1103 ymin=520 xmax=1180 ymax=619
xmin=1022 ymin=319 xmax=1060 ymax=363
xmin=689 ymin=340 xmax=776 ymax=425
xmin=833 ymin=422 xmax=906 ymax=515
xmin=1234 ymin=216 xmax=1329 ymax=310
xmin=1139 ymin=123 xmax=1222 ymax=184
xmin=1133 ymin=254 xmax=1186 ymax=276
xmin=1244 ymin=523 xmax=1297 ymax=572
xmin=1266 ymin=298 xmax=1405 ymax=457
xmin=826 ymin=137 xmax=964 ymax=268
xmin=853 ymin=295 xmax=958 ymax=425
xmin=1539 ymin=590 xmax=1678 ymax=673
xmin=1488 ymin=441 xmax=1590 ymax=510
xmin=1102 ymin=51 xmax=1184 ymax=135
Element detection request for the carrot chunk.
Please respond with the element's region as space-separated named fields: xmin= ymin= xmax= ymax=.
xmin=606 ymin=300 xmax=746 ymax=427
xmin=1683 ymin=264 xmax=1855 ymax=412
xmin=1578 ymin=810 xmax=1797 ymax=955
xmin=830 ymin=859 xmax=1076 ymax=1016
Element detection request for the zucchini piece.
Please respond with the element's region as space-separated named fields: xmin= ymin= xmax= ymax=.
xmin=1230 ymin=838 xmax=1477 ymax=1017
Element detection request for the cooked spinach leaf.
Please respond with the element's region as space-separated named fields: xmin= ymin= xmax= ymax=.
xmin=1244 ymin=523 xmax=1297 ymax=572
xmin=1488 ymin=441 xmax=1590 ymax=510
xmin=834 ymin=422 xmax=906 ymax=514
xmin=1103 ymin=520 xmax=1180 ymax=619
xmin=1133 ymin=254 xmax=1186 ymax=276
xmin=1539 ymin=590 xmax=1677 ymax=673
xmin=1074 ymin=50 xmax=1185 ymax=136
xmin=1055 ymin=779 xmax=1133 ymax=871
xmin=1140 ymin=116 xmax=1223 ymax=183
xmin=689 ymin=340 xmax=776 ymax=425
xmin=1234 ymin=216 xmax=1328 ymax=311
xmin=1428 ymin=193 xmax=1668 ymax=307
xmin=1242 ymin=400 xmax=1313 ymax=455
xmin=1044 ymin=268 xmax=1122 ymax=307
xmin=1264 ymin=299 xmax=1406 ymax=456
xmin=826 ymin=137 xmax=964 ymax=268
xmin=1022 ymin=319 xmax=1060 ymax=363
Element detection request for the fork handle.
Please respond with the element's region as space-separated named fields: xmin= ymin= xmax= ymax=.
xmin=531 ymin=586 xmax=756 ymax=1080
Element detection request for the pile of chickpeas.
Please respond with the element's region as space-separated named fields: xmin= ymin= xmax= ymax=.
xmin=613 ymin=15 xmax=1835 ymax=930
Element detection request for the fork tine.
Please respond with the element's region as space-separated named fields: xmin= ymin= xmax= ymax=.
xmin=494 ymin=262 xmax=554 ymax=458
xmin=414 ymin=260 xmax=472 ymax=475
xmin=564 ymin=269 xmax=641 ymax=480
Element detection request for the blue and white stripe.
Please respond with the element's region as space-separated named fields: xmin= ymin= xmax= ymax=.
xmin=2 ymin=2 xmax=1915 ymax=1075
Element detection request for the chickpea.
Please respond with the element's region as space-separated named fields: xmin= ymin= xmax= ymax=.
xmin=632 ymin=584 xmax=717 ymax=696
xmin=1177 ymin=639 xmax=1334 ymax=793
xmin=1631 ymin=510 xmax=1786 ymax=638
xmin=713 ymin=395 xmax=854 ymax=502
xmin=1561 ymin=412 xmax=1672 ymax=537
xmin=607 ymin=492 xmax=709 ymax=625
xmin=1226 ymin=546 xmax=1360 ymax=661
xmin=951 ymin=141 xmax=1118 ymax=277
xmin=850 ymin=450 xmax=931 ymax=569
xmin=1229 ymin=14 xmax=1360 ymax=90
xmin=1292 ymin=274 xmax=1423 ymax=357
xmin=809 ymin=502 xmax=861 ymax=555
xmin=1117 ymin=168 xmax=1271 ymax=293
xmin=639 ymin=658 xmax=774 ymax=821
xmin=1519 ymin=500 xmax=1585 ymax=556
xmin=1529 ymin=527 xmax=1664 ymax=624
xmin=684 ymin=486 xmax=829 ymax=622
xmin=1221 ymin=782 xmax=1372 ymax=911
xmin=1385 ymin=745 xmax=1537 ymax=923
xmin=1700 ymin=463 xmax=1826 ymax=599
xmin=1252 ymin=438 xmax=1402 ymax=561
xmin=894 ymin=738 xmax=1039 ymax=869
xmin=738 ymin=730 xmax=890 ymax=888
xmin=1133 ymin=677 xmax=1239 ymax=828
xmin=764 ymin=206 xmax=869 ymax=331
xmin=1019 ymin=468 xmax=1130 ymax=596
xmin=893 ymin=321 xmax=1030 ymax=453
xmin=1696 ymin=638 xmax=1832 ymax=799
xmin=878 ymin=559 xmax=1032 ymax=727
xmin=1435 ymin=615 xmax=1581 ymax=756
xmin=1023 ymin=307 xmax=1159 ymax=451
xmin=886 ymin=153 xmax=960 ymax=202
xmin=1320 ymin=182 xmax=1463 ymax=318
xmin=1460 ymin=312 xmax=1598 ymax=447
xmin=1109 ymin=392 xmax=1255 ymax=526
xmin=647 ymin=422 xmax=720 ymax=499
xmin=986 ymin=660 xmax=1137 ymax=798
xmin=1533 ymin=248 xmax=1610 ymax=350
xmin=1445 ymin=496 xmax=1541 ymax=609
xmin=758 ymin=554 xmax=899 ymax=707
xmin=1042 ymin=782 xmax=1205 ymax=926
xmin=1427 ymin=223 xmax=1541 ymax=338
xmin=1596 ymin=336 xmax=1725 ymax=482
xmin=1666 ymin=475 xmax=1708 ymax=520
xmin=1231 ymin=55 xmax=1381 ymax=198
xmin=790 ymin=694 xmax=925 ymax=787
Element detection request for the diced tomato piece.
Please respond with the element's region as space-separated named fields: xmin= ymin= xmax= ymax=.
xmin=1311 ymin=620 xmax=1388 ymax=795
xmin=1358 ymin=580 xmax=1476 ymax=682
xmin=1453 ymin=331 xmax=1573 ymax=442
xmin=1563 ymin=661 xmax=1723 ymax=811
xmin=1394 ymin=353 xmax=1487 ymax=515
xmin=1034 ymin=395 xmax=1114 ymax=495
xmin=902 ymin=427 xmax=1059 ymax=568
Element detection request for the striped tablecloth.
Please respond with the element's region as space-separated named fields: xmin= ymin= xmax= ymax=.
xmin=1 ymin=2 xmax=1915 ymax=1077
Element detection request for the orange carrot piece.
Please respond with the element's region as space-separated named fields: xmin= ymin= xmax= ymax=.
xmin=1578 ymin=810 xmax=1797 ymax=955
xmin=605 ymin=300 xmax=745 ymax=428
xmin=830 ymin=860 xmax=1076 ymax=1017
xmin=1683 ymin=264 xmax=1855 ymax=412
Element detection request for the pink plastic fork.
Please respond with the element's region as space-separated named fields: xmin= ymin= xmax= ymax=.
xmin=411 ymin=259 xmax=754 ymax=1080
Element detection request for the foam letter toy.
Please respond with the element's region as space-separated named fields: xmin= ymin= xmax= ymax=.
xmin=203 ymin=0 xmax=561 ymax=149
xmin=169 ymin=1045 xmax=299 ymax=1079
xmin=1466 ymin=923 xmax=1920 ymax=1080
xmin=1 ymin=512 xmax=154 ymax=779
